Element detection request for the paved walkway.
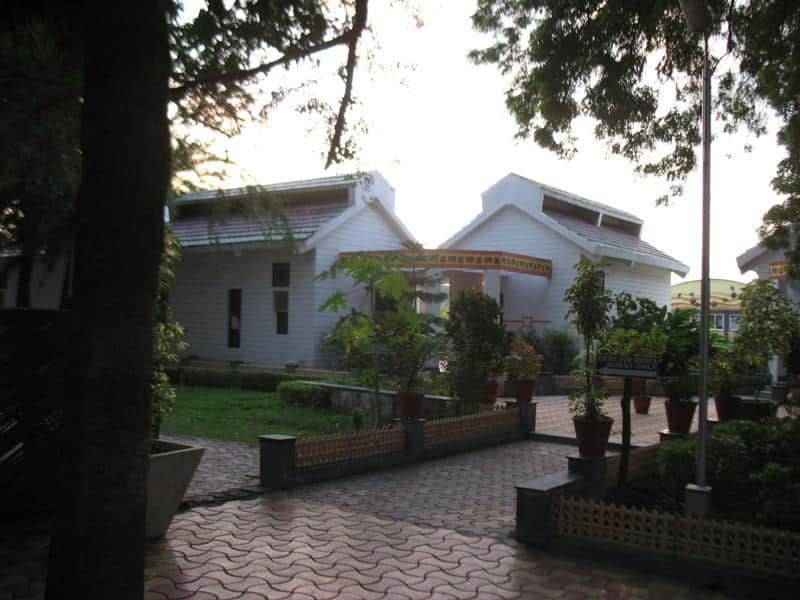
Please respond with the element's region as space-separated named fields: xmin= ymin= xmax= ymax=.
xmin=139 ymin=439 xmax=721 ymax=599
xmin=532 ymin=395 xmax=718 ymax=446
xmin=3 ymin=415 xmax=734 ymax=599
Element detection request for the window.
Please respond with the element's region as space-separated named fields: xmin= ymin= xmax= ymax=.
xmin=272 ymin=262 xmax=290 ymax=288
xmin=711 ymin=313 xmax=724 ymax=330
xmin=228 ymin=289 xmax=242 ymax=348
xmin=274 ymin=291 xmax=289 ymax=335
xmin=729 ymin=314 xmax=740 ymax=331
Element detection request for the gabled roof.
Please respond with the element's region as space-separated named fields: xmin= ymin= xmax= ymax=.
xmin=171 ymin=203 xmax=347 ymax=248
xmin=441 ymin=193 xmax=688 ymax=276
xmin=736 ymin=243 xmax=768 ymax=273
xmin=507 ymin=173 xmax=643 ymax=224
xmin=174 ymin=173 xmax=359 ymax=205
xmin=170 ymin=172 xmax=415 ymax=252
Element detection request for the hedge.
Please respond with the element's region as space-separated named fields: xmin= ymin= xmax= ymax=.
xmin=276 ymin=381 xmax=331 ymax=408
xmin=166 ymin=366 xmax=307 ymax=392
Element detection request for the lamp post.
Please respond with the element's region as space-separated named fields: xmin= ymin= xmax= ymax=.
xmin=679 ymin=0 xmax=712 ymax=517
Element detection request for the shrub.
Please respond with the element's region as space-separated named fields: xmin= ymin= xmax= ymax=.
xmin=526 ymin=329 xmax=580 ymax=374
xmin=276 ymin=381 xmax=330 ymax=408
xmin=752 ymin=462 xmax=800 ymax=529
xmin=658 ymin=437 xmax=697 ymax=499
xmin=445 ymin=290 xmax=506 ymax=406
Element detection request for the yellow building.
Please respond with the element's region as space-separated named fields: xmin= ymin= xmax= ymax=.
xmin=671 ymin=279 xmax=746 ymax=337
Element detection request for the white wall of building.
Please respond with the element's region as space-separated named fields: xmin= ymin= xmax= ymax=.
xmin=312 ymin=203 xmax=410 ymax=366
xmin=603 ymin=259 xmax=672 ymax=309
xmin=171 ymin=246 xmax=318 ymax=366
xmin=446 ymin=204 xmax=581 ymax=330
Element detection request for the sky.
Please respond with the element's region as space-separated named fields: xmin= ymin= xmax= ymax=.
xmin=208 ymin=1 xmax=788 ymax=285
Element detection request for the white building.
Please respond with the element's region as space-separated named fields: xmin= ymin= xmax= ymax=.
xmin=168 ymin=172 xmax=415 ymax=368
xmin=428 ymin=174 xmax=689 ymax=330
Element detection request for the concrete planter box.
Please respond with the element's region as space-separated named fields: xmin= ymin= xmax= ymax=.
xmin=146 ymin=440 xmax=204 ymax=539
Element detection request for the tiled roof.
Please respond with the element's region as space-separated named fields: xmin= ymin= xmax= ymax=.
xmin=547 ymin=213 xmax=679 ymax=263
xmin=170 ymin=204 xmax=347 ymax=247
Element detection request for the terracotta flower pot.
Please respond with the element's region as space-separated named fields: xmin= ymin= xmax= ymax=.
xmin=573 ymin=417 xmax=614 ymax=458
xmin=396 ymin=391 xmax=425 ymax=419
xmin=515 ymin=378 xmax=536 ymax=404
xmin=633 ymin=396 xmax=651 ymax=415
xmin=713 ymin=394 xmax=739 ymax=422
xmin=664 ymin=400 xmax=696 ymax=434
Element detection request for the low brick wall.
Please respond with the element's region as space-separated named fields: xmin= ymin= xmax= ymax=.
xmin=259 ymin=404 xmax=534 ymax=489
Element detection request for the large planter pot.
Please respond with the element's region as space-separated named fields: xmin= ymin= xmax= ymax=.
xmin=515 ymin=378 xmax=536 ymax=404
xmin=664 ymin=400 xmax=697 ymax=435
xmin=573 ymin=417 xmax=614 ymax=458
xmin=713 ymin=394 xmax=740 ymax=422
xmin=147 ymin=440 xmax=205 ymax=540
xmin=633 ymin=396 xmax=651 ymax=415
xmin=396 ymin=391 xmax=425 ymax=419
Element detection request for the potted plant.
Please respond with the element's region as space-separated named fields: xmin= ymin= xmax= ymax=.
xmin=444 ymin=290 xmax=506 ymax=412
xmin=383 ymin=303 xmax=443 ymax=418
xmin=709 ymin=347 xmax=741 ymax=421
xmin=485 ymin=355 xmax=506 ymax=406
xmin=505 ymin=333 xmax=542 ymax=404
xmin=659 ymin=309 xmax=700 ymax=435
xmin=735 ymin=280 xmax=799 ymax=418
xmin=563 ymin=257 xmax=614 ymax=457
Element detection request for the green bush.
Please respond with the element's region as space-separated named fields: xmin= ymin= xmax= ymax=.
xmin=277 ymin=381 xmax=330 ymax=408
xmin=240 ymin=371 xmax=299 ymax=391
xmin=752 ymin=462 xmax=800 ymax=528
xmin=526 ymin=328 xmax=580 ymax=374
xmin=174 ymin=367 xmax=308 ymax=391
xmin=178 ymin=367 xmax=236 ymax=388
xmin=658 ymin=437 xmax=697 ymax=499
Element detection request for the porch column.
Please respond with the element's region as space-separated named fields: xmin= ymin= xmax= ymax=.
xmin=483 ymin=269 xmax=501 ymax=301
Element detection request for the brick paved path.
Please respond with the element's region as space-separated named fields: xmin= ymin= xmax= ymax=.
xmin=160 ymin=435 xmax=261 ymax=505
xmin=139 ymin=440 xmax=721 ymax=599
xmin=3 ymin=438 xmax=728 ymax=599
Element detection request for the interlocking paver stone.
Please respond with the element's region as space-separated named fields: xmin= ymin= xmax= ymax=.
xmin=2 ymin=436 xmax=739 ymax=599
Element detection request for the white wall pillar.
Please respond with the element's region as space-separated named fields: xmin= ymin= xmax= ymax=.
xmin=483 ymin=269 xmax=501 ymax=301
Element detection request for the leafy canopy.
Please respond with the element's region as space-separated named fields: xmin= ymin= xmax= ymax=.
xmin=471 ymin=1 xmax=800 ymax=262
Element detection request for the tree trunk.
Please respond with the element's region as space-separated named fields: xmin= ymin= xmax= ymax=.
xmin=618 ymin=377 xmax=633 ymax=487
xmin=45 ymin=2 xmax=170 ymax=598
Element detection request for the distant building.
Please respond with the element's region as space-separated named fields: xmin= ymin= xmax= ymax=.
xmin=168 ymin=172 xmax=415 ymax=368
xmin=671 ymin=279 xmax=746 ymax=338
xmin=430 ymin=174 xmax=689 ymax=330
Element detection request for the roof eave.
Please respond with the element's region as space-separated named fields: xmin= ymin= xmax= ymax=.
xmin=596 ymin=244 xmax=689 ymax=276
xmin=736 ymin=243 xmax=768 ymax=273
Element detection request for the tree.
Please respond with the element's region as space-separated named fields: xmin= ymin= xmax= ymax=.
xmin=445 ymin=290 xmax=506 ymax=410
xmin=471 ymin=1 xmax=800 ymax=266
xmin=563 ymin=257 xmax=613 ymax=419
xmin=4 ymin=1 xmax=372 ymax=597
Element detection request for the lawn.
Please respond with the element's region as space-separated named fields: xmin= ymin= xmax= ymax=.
xmin=160 ymin=385 xmax=355 ymax=445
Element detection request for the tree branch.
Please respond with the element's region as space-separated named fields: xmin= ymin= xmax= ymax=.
xmin=170 ymin=23 xmax=355 ymax=101
xmin=326 ymin=0 xmax=368 ymax=168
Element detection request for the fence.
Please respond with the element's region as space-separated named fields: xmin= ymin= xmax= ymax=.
xmin=605 ymin=444 xmax=661 ymax=487
xmin=424 ymin=407 xmax=520 ymax=448
xmin=552 ymin=496 xmax=800 ymax=576
xmin=260 ymin=402 xmax=534 ymax=489
xmin=295 ymin=426 xmax=405 ymax=469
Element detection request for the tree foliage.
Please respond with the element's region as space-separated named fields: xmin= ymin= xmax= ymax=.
xmin=445 ymin=290 xmax=506 ymax=408
xmin=471 ymin=1 xmax=800 ymax=262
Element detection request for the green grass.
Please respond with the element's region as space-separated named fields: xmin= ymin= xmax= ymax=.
xmin=160 ymin=385 xmax=355 ymax=445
